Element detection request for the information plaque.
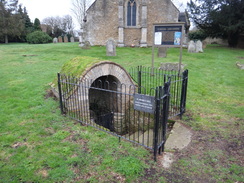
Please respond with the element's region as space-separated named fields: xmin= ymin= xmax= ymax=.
xmin=134 ymin=94 xmax=155 ymax=114
xmin=154 ymin=24 xmax=183 ymax=47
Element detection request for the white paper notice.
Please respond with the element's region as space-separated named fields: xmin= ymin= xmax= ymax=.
xmin=154 ymin=32 xmax=162 ymax=45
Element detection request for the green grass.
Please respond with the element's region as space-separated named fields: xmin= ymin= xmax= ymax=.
xmin=0 ymin=43 xmax=243 ymax=182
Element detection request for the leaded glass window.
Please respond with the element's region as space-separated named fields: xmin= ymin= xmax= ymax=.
xmin=127 ymin=0 xmax=136 ymax=26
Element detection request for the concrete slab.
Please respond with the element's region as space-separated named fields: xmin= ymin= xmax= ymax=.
xmin=165 ymin=122 xmax=192 ymax=151
xmin=159 ymin=122 xmax=192 ymax=168
xmin=160 ymin=152 xmax=175 ymax=168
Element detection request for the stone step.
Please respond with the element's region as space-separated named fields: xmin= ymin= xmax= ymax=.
xmin=137 ymin=129 xmax=154 ymax=147
xmin=124 ymin=129 xmax=154 ymax=148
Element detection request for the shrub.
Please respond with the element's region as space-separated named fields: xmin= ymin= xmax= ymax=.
xmin=26 ymin=31 xmax=52 ymax=44
xmin=188 ymin=30 xmax=208 ymax=41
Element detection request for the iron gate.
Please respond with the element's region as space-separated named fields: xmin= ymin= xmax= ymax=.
xmin=57 ymin=67 xmax=188 ymax=160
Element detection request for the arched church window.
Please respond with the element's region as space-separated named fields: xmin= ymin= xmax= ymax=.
xmin=127 ymin=0 xmax=136 ymax=26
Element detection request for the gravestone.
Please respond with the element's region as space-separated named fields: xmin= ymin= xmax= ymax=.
xmin=159 ymin=62 xmax=185 ymax=71
xmin=158 ymin=47 xmax=167 ymax=58
xmin=58 ymin=36 xmax=63 ymax=43
xmin=81 ymin=41 xmax=91 ymax=49
xmin=195 ymin=40 xmax=203 ymax=53
xmin=53 ymin=37 xmax=58 ymax=43
xmin=64 ymin=36 xmax=68 ymax=43
xmin=188 ymin=41 xmax=196 ymax=53
xmin=70 ymin=37 xmax=75 ymax=43
xmin=106 ymin=38 xmax=116 ymax=56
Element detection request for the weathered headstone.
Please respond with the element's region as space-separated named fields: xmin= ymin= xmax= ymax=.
xmin=53 ymin=37 xmax=58 ymax=43
xmin=106 ymin=38 xmax=116 ymax=56
xmin=70 ymin=37 xmax=75 ymax=43
xmin=81 ymin=41 xmax=91 ymax=49
xmin=58 ymin=36 xmax=63 ymax=43
xmin=159 ymin=62 xmax=185 ymax=71
xmin=158 ymin=47 xmax=167 ymax=58
xmin=188 ymin=40 xmax=196 ymax=53
xmin=64 ymin=36 xmax=68 ymax=43
xmin=195 ymin=40 xmax=203 ymax=53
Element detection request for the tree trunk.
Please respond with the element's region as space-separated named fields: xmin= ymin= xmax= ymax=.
xmin=228 ymin=31 xmax=239 ymax=48
xmin=4 ymin=35 xmax=8 ymax=44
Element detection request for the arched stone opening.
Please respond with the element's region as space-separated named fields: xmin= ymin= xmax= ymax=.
xmin=73 ymin=61 xmax=135 ymax=133
xmin=89 ymin=75 xmax=121 ymax=131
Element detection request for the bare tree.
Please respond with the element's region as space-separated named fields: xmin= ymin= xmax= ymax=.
xmin=71 ymin=0 xmax=92 ymax=29
xmin=42 ymin=16 xmax=57 ymax=34
xmin=62 ymin=15 xmax=74 ymax=35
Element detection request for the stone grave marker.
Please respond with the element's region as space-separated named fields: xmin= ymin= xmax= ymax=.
xmin=64 ymin=36 xmax=68 ymax=43
xmin=195 ymin=40 xmax=203 ymax=53
xmin=159 ymin=62 xmax=185 ymax=71
xmin=70 ymin=37 xmax=75 ymax=42
xmin=106 ymin=38 xmax=116 ymax=56
xmin=53 ymin=37 xmax=58 ymax=43
xmin=158 ymin=47 xmax=167 ymax=58
xmin=58 ymin=36 xmax=63 ymax=43
xmin=188 ymin=40 xmax=196 ymax=53
xmin=81 ymin=41 xmax=91 ymax=49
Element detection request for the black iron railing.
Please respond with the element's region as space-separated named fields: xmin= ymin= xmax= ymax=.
xmin=57 ymin=66 xmax=188 ymax=160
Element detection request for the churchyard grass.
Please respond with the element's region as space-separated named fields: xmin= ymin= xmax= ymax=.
xmin=0 ymin=43 xmax=243 ymax=182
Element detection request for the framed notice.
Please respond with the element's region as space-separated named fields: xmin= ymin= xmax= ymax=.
xmin=153 ymin=23 xmax=184 ymax=47
xmin=174 ymin=32 xmax=182 ymax=45
xmin=154 ymin=32 xmax=162 ymax=45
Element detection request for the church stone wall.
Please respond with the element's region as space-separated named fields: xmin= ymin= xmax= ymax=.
xmin=86 ymin=0 xmax=119 ymax=45
xmin=85 ymin=0 xmax=179 ymax=46
xmin=124 ymin=29 xmax=141 ymax=46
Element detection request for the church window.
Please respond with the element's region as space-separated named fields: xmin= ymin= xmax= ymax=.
xmin=127 ymin=0 xmax=136 ymax=26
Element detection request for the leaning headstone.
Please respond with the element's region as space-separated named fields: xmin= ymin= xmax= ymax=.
xmin=81 ymin=41 xmax=91 ymax=49
xmin=58 ymin=36 xmax=63 ymax=43
xmin=159 ymin=62 xmax=185 ymax=71
xmin=106 ymin=38 xmax=116 ymax=56
xmin=53 ymin=37 xmax=58 ymax=43
xmin=70 ymin=37 xmax=75 ymax=43
xmin=195 ymin=40 xmax=204 ymax=53
xmin=158 ymin=47 xmax=167 ymax=58
xmin=188 ymin=40 xmax=196 ymax=53
xmin=64 ymin=36 xmax=68 ymax=43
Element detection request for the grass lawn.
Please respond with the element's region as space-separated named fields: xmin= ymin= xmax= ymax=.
xmin=0 ymin=43 xmax=243 ymax=182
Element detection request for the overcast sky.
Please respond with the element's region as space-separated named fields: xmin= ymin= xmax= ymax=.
xmin=18 ymin=0 xmax=189 ymax=28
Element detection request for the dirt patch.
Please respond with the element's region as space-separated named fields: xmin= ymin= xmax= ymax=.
xmin=137 ymin=125 xmax=243 ymax=182
xmin=11 ymin=142 xmax=28 ymax=148
xmin=237 ymin=56 xmax=244 ymax=59
xmin=45 ymin=89 xmax=57 ymax=100
xmin=37 ymin=169 xmax=49 ymax=178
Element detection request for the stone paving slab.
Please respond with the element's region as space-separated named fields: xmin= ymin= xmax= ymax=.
xmin=165 ymin=122 xmax=192 ymax=151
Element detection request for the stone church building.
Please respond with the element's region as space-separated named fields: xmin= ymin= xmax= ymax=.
xmin=84 ymin=0 xmax=181 ymax=47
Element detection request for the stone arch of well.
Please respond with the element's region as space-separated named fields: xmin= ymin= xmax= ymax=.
xmin=72 ymin=61 xmax=135 ymax=132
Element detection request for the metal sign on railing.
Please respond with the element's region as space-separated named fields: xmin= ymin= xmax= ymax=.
xmin=134 ymin=94 xmax=155 ymax=114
